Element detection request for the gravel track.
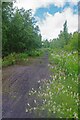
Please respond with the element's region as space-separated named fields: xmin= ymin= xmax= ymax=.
xmin=2 ymin=52 xmax=51 ymax=118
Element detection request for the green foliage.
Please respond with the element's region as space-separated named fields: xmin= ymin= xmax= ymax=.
xmin=63 ymin=20 xmax=69 ymax=45
xmin=49 ymin=21 xmax=78 ymax=51
xmin=2 ymin=52 xmax=28 ymax=67
xmin=27 ymin=50 xmax=42 ymax=57
xmin=2 ymin=49 xmax=42 ymax=67
xmin=2 ymin=2 xmax=42 ymax=57
xmin=42 ymin=39 xmax=50 ymax=48
xmin=64 ymin=32 xmax=78 ymax=51
xmin=36 ymin=49 xmax=78 ymax=118
xmin=2 ymin=53 xmax=17 ymax=67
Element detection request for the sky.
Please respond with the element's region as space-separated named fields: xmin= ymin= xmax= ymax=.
xmin=14 ymin=0 xmax=79 ymax=40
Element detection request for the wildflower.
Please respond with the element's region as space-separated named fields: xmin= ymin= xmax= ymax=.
xmin=47 ymin=86 xmax=49 ymax=89
xmin=54 ymin=101 xmax=56 ymax=104
xmin=68 ymin=86 xmax=69 ymax=88
xmin=38 ymin=80 xmax=40 ymax=83
xmin=33 ymin=107 xmax=36 ymax=110
xmin=62 ymin=90 xmax=65 ymax=94
xmin=49 ymin=109 xmax=51 ymax=112
xmin=27 ymin=103 xmax=30 ymax=106
xmin=67 ymin=109 xmax=69 ymax=112
xmin=39 ymin=86 xmax=41 ymax=90
xmin=50 ymin=75 xmax=52 ymax=78
xmin=34 ymin=100 xmax=37 ymax=104
xmin=32 ymin=88 xmax=34 ymax=91
xmin=53 ymin=111 xmax=56 ymax=114
xmin=48 ymin=64 xmax=50 ymax=67
xmin=49 ymin=91 xmax=51 ymax=95
xmin=69 ymin=108 xmax=72 ymax=111
xmin=34 ymin=90 xmax=37 ymax=93
xmin=29 ymin=92 xmax=31 ymax=96
xmin=77 ymin=102 xmax=78 ymax=106
xmin=26 ymin=109 xmax=28 ymax=112
xmin=58 ymin=108 xmax=60 ymax=112
xmin=71 ymin=91 xmax=73 ymax=94
xmin=74 ymin=92 xmax=76 ymax=97
xmin=74 ymin=112 xmax=78 ymax=118
xmin=70 ymin=86 xmax=72 ymax=89
xmin=58 ymin=88 xmax=61 ymax=91
xmin=60 ymin=117 xmax=62 ymax=118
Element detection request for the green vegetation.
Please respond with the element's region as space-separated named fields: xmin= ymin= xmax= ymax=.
xmin=46 ymin=49 xmax=78 ymax=118
xmin=2 ymin=1 xmax=43 ymax=67
xmin=2 ymin=52 xmax=28 ymax=67
xmin=29 ymin=21 xmax=79 ymax=118
xmin=2 ymin=49 xmax=43 ymax=67
xmin=30 ymin=49 xmax=78 ymax=118
xmin=2 ymin=2 xmax=42 ymax=57
xmin=2 ymin=1 xmax=79 ymax=119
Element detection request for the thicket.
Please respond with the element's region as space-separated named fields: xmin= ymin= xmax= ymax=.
xmin=2 ymin=2 xmax=42 ymax=57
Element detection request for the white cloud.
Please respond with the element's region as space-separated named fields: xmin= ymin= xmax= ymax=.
xmin=15 ymin=0 xmax=66 ymax=12
xmin=14 ymin=0 xmax=78 ymax=40
xmin=37 ymin=8 xmax=78 ymax=40
xmin=15 ymin=0 xmax=78 ymax=12
xmin=67 ymin=0 xmax=78 ymax=5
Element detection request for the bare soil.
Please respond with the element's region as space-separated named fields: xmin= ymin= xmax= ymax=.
xmin=2 ymin=52 xmax=52 ymax=118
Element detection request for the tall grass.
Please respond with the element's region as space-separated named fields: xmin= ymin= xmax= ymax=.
xmin=35 ymin=49 xmax=78 ymax=118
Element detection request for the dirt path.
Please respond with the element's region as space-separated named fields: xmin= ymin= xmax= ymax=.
xmin=2 ymin=52 xmax=51 ymax=118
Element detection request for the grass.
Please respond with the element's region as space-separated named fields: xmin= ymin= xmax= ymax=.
xmin=2 ymin=48 xmax=79 ymax=118
xmin=2 ymin=52 xmax=28 ymax=67
xmin=2 ymin=49 xmax=43 ymax=67
xmin=32 ymin=49 xmax=79 ymax=118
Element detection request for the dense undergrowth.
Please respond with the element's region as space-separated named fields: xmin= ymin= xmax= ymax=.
xmin=47 ymin=49 xmax=78 ymax=118
xmin=45 ymin=49 xmax=78 ymax=118
xmin=2 ymin=49 xmax=43 ymax=67
xmin=28 ymin=49 xmax=79 ymax=118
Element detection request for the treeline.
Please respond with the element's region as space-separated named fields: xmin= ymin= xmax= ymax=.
xmin=43 ymin=21 xmax=78 ymax=51
xmin=2 ymin=2 xmax=42 ymax=57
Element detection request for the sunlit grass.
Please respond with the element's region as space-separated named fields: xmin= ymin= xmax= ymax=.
xmin=47 ymin=50 xmax=78 ymax=118
xmin=31 ymin=49 xmax=78 ymax=118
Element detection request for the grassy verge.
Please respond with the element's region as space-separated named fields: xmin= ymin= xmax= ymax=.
xmin=2 ymin=49 xmax=43 ymax=67
xmin=33 ymin=49 xmax=79 ymax=118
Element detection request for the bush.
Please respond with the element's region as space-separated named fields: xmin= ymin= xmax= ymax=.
xmin=2 ymin=52 xmax=28 ymax=67
xmin=2 ymin=49 xmax=43 ymax=67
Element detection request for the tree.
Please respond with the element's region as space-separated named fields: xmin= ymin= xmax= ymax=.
xmin=63 ymin=20 xmax=69 ymax=45
xmin=43 ymin=39 xmax=50 ymax=48
xmin=2 ymin=2 xmax=14 ymax=56
xmin=2 ymin=2 xmax=42 ymax=57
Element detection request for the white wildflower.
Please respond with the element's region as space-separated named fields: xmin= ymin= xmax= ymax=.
xmin=32 ymin=88 xmax=34 ymax=91
xmin=34 ymin=100 xmax=37 ymax=103
xmin=38 ymin=80 xmax=40 ymax=83
xmin=27 ymin=103 xmax=30 ymax=106
xmin=26 ymin=109 xmax=28 ymax=112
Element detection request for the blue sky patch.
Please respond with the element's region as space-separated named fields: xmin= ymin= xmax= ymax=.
xmin=34 ymin=2 xmax=78 ymax=20
xmin=34 ymin=5 xmax=62 ymax=19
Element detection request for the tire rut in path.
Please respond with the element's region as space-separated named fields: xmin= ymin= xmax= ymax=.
xmin=2 ymin=52 xmax=51 ymax=118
